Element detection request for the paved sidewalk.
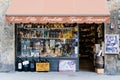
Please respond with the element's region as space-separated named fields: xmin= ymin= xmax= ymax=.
xmin=0 ymin=71 xmax=119 ymax=80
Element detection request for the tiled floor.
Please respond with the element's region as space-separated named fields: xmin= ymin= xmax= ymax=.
xmin=79 ymin=57 xmax=95 ymax=72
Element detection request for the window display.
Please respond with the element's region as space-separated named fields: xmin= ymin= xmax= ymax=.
xmin=15 ymin=23 xmax=78 ymax=58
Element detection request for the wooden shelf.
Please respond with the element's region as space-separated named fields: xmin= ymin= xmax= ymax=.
xmin=22 ymin=37 xmax=75 ymax=40
xmin=18 ymin=27 xmax=74 ymax=30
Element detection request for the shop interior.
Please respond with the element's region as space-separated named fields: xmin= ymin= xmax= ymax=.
xmin=79 ymin=23 xmax=104 ymax=72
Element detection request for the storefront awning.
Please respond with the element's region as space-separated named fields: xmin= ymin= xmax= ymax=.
xmin=5 ymin=0 xmax=110 ymax=23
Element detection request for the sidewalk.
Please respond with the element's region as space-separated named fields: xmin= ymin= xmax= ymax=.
xmin=0 ymin=71 xmax=119 ymax=80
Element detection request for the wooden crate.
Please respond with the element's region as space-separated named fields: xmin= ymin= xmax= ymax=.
xmin=36 ymin=62 xmax=50 ymax=72
xmin=95 ymin=68 xmax=104 ymax=74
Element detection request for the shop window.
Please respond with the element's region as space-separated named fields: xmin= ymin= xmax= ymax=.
xmin=15 ymin=23 xmax=79 ymax=58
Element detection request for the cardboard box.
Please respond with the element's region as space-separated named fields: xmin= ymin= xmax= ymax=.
xmin=36 ymin=62 xmax=50 ymax=72
xmin=95 ymin=68 xmax=104 ymax=74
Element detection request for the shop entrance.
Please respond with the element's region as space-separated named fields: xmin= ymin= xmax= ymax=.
xmin=79 ymin=23 xmax=104 ymax=72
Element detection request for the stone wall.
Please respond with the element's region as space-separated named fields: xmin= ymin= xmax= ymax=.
xmin=104 ymin=9 xmax=120 ymax=74
xmin=0 ymin=0 xmax=14 ymax=72
xmin=0 ymin=0 xmax=120 ymax=72
xmin=106 ymin=0 xmax=120 ymax=11
xmin=104 ymin=24 xmax=119 ymax=75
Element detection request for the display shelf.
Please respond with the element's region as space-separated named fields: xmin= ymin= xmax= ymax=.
xmin=22 ymin=27 xmax=74 ymax=30
xmin=15 ymin=56 xmax=79 ymax=71
xmin=22 ymin=37 xmax=75 ymax=40
xmin=17 ymin=55 xmax=79 ymax=59
xmin=80 ymin=42 xmax=95 ymax=44
xmin=15 ymin=23 xmax=79 ymax=58
xmin=79 ymin=24 xmax=103 ymax=58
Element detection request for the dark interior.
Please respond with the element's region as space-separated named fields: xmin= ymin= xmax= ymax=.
xmin=79 ymin=23 xmax=104 ymax=71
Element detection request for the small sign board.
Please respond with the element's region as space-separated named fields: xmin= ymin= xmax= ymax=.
xmin=36 ymin=62 xmax=50 ymax=72
xmin=59 ymin=60 xmax=76 ymax=72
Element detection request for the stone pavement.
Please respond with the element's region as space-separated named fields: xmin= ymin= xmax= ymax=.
xmin=0 ymin=71 xmax=119 ymax=80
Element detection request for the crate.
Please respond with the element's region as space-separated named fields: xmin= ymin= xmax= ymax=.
xmin=95 ymin=68 xmax=104 ymax=74
xmin=36 ymin=62 xmax=50 ymax=72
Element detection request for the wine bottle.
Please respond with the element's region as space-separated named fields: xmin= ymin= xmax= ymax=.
xmin=23 ymin=56 xmax=29 ymax=72
xmin=17 ymin=57 xmax=23 ymax=71
xmin=30 ymin=56 xmax=36 ymax=72
xmin=37 ymin=55 xmax=41 ymax=63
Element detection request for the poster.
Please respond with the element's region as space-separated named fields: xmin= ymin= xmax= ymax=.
xmin=59 ymin=60 xmax=76 ymax=72
xmin=105 ymin=34 xmax=119 ymax=54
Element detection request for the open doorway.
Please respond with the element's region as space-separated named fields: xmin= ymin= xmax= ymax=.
xmin=79 ymin=23 xmax=104 ymax=72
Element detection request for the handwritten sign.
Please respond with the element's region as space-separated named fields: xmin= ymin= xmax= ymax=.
xmin=105 ymin=34 xmax=119 ymax=54
xmin=59 ymin=60 xmax=76 ymax=72
xmin=6 ymin=16 xmax=110 ymax=23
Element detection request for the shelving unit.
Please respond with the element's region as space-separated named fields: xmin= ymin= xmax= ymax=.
xmin=79 ymin=24 xmax=96 ymax=57
xmin=79 ymin=23 xmax=104 ymax=71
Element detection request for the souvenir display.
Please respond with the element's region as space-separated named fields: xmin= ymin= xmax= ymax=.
xmin=16 ymin=23 xmax=78 ymax=58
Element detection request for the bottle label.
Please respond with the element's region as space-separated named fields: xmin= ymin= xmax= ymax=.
xmin=75 ymin=46 xmax=78 ymax=54
xmin=23 ymin=61 xmax=29 ymax=65
xmin=18 ymin=63 xmax=22 ymax=69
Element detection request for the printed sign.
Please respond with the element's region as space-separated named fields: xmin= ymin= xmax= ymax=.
xmin=59 ymin=60 xmax=76 ymax=72
xmin=105 ymin=34 xmax=119 ymax=54
xmin=36 ymin=62 xmax=50 ymax=72
xmin=6 ymin=16 xmax=110 ymax=23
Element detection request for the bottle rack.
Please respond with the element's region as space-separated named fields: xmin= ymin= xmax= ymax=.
xmin=79 ymin=24 xmax=104 ymax=56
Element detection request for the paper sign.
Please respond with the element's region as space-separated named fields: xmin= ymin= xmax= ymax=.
xmin=59 ymin=60 xmax=76 ymax=72
xmin=105 ymin=34 xmax=119 ymax=54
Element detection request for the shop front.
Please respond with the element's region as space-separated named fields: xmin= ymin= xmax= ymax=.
xmin=5 ymin=0 xmax=110 ymax=72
